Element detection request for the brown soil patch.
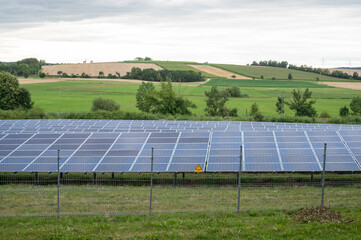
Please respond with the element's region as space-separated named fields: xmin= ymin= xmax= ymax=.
xmin=321 ymin=82 xmax=361 ymax=91
xmin=19 ymin=78 xmax=204 ymax=85
xmin=290 ymin=206 xmax=347 ymax=224
xmin=42 ymin=62 xmax=163 ymax=77
xmin=189 ymin=65 xmax=251 ymax=79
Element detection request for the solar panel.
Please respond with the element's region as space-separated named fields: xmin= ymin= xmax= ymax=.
xmin=0 ymin=119 xmax=360 ymax=173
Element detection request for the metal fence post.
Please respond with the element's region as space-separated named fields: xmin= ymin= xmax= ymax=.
xmin=57 ymin=149 xmax=60 ymax=219
xmin=321 ymin=143 xmax=327 ymax=207
xmin=149 ymin=147 xmax=154 ymax=217
xmin=237 ymin=145 xmax=242 ymax=212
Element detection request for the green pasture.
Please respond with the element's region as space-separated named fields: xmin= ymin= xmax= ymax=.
xmin=124 ymin=60 xmax=217 ymax=78
xmin=211 ymin=64 xmax=344 ymax=81
xmin=22 ymin=80 xmax=360 ymax=117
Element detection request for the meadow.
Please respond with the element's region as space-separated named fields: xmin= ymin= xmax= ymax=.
xmin=212 ymin=64 xmax=344 ymax=81
xmin=23 ymin=79 xmax=361 ymax=117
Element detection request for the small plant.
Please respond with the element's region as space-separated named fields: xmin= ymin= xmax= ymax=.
xmin=288 ymin=73 xmax=293 ymax=80
xmin=91 ymin=97 xmax=120 ymax=111
xmin=39 ymin=72 xmax=46 ymax=78
xmin=316 ymin=77 xmax=320 ymax=81
xmin=319 ymin=111 xmax=331 ymax=118
xmin=272 ymin=77 xmax=276 ymax=80
xmin=260 ymin=75 xmax=264 ymax=79
xmin=339 ymin=106 xmax=350 ymax=117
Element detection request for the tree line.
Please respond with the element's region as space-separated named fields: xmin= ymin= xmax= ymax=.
xmin=121 ymin=67 xmax=205 ymax=82
xmin=0 ymin=58 xmax=45 ymax=78
xmin=250 ymin=60 xmax=361 ymax=80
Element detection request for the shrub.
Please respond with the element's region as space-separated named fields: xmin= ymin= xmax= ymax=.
xmin=91 ymin=97 xmax=120 ymax=111
xmin=350 ymin=96 xmax=361 ymax=115
xmin=250 ymin=103 xmax=259 ymax=116
xmin=319 ymin=111 xmax=331 ymax=118
xmin=253 ymin=112 xmax=264 ymax=121
xmin=339 ymin=106 xmax=350 ymax=117
xmin=39 ymin=72 xmax=46 ymax=78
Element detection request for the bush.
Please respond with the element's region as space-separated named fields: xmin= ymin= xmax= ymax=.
xmin=339 ymin=106 xmax=350 ymax=117
xmin=39 ymin=72 xmax=46 ymax=78
xmin=350 ymin=96 xmax=361 ymax=115
xmin=250 ymin=103 xmax=259 ymax=116
xmin=319 ymin=111 xmax=331 ymax=118
xmin=253 ymin=112 xmax=264 ymax=121
xmin=91 ymin=97 xmax=120 ymax=111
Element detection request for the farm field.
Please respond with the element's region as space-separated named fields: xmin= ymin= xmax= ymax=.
xmin=212 ymin=64 xmax=344 ymax=81
xmin=125 ymin=60 xmax=218 ymax=78
xmin=189 ymin=64 xmax=251 ymax=79
xmin=42 ymin=62 xmax=162 ymax=77
xmin=22 ymin=80 xmax=361 ymax=117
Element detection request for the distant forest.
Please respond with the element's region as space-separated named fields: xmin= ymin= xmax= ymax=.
xmin=0 ymin=58 xmax=45 ymax=78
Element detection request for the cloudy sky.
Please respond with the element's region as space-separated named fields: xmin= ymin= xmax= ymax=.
xmin=1 ymin=0 xmax=360 ymax=67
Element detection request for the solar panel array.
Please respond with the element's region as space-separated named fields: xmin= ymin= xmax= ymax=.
xmin=0 ymin=120 xmax=360 ymax=173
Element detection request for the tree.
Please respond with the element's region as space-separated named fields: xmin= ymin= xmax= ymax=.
xmin=250 ymin=103 xmax=259 ymax=116
xmin=353 ymin=72 xmax=359 ymax=80
xmin=0 ymin=72 xmax=33 ymax=110
xmin=285 ymin=88 xmax=317 ymax=117
xmin=91 ymin=97 xmax=120 ymax=111
xmin=350 ymin=96 xmax=361 ymax=115
xmin=144 ymin=56 xmax=152 ymax=61
xmin=275 ymin=96 xmax=284 ymax=115
xmin=57 ymin=71 xmax=62 ymax=75
xmin=288 ymin=73 xmax=293 ymax=80
xmin=136 ymin=82 xmax=157 ymax=113
xmin=224 ymin=86 xmax=241 ymax=97
xmin=136 ymin=79 xmax=196 ymax=115
xmin=339 ymin=106 xmax=350 ymax=117
xmin=99 ymin=71 xmax=104 ymax=77
xmin=205 ymin=86 xmax=237 ymax=117
xmin=23 ymin=70 xmax=29 ymax=78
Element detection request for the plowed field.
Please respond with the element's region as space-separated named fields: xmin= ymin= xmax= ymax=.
xmin=189 ymin=65 xmax=251 ymax=79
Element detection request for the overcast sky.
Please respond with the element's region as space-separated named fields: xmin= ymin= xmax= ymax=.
xmin=1 ymin=0 xmax=360 ymax=67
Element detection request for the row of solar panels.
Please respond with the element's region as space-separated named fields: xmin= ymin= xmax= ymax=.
xmin=0 ymin=129 xmax=360 ymax=173
xmin=1 ymin=119 xmax=361 ymax=134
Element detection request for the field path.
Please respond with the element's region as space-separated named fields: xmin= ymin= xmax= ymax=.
xmin=321 ymin=82 xmax=361 ymax=91
xmin=189 ymin=65 xmax=251 ymax=79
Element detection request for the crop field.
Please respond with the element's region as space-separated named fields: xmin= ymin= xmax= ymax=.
xmin=42 ymin=62 xmax=163 ymax=77
xmin=203 ymin=78 xmax=329 ymax=88
xmin=125 ymin=60 xmax=218 ymax=78
xmin=212 ymin=64 xmax=344 ymax=81
xmin=189 ymin=65 xmax=252 ymax=79
xmin=22 ymin=79 xmax=361 ymax=117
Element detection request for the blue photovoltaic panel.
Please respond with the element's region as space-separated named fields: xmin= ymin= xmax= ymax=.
xmin=0 ymin=119 xmax=360 ymax=172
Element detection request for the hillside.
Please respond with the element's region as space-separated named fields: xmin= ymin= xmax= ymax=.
xmin=212 ymin=64 xmax=343 ymax=81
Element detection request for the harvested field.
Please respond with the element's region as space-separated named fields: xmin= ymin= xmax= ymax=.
xmin=331 ymin=68 xmax=361 ymax=76
xmin=321 ymin=82 xmax=361 ymax=91
xmin=189 ymin=64 xmax=251 ymax=79
xmin=42 ymin=62 xmax=163 ymax=77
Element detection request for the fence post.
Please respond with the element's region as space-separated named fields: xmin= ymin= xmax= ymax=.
xmin=57 ymin=150 xmax=60 ymax=219
xmin=149 ymin=147 xmax=154 ymax=217
xmin=237 ymin=145 xmax=242 ymax=212
xmin=321 ymin=143 xmax=327 ymax=207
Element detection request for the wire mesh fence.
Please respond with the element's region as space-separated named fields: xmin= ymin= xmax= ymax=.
xmin=0 ymin=170 xmax=360 ymax=217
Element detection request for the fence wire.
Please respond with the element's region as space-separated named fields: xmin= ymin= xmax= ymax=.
xmin=0 ymin=170 xmax=360 ymax=217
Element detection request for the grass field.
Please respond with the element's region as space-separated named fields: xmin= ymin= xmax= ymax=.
xmin=22 ymin=80 xmax=361 ymax=117
xmin=125 ymin=60 xmax=217 ymax=78
xmin=204 ymin=78 xmax=330 ymax=88
xmin=0 ymin=183 xmax=360 ymax=239
xmin=211 ymin=64 xmax=344 ymax=81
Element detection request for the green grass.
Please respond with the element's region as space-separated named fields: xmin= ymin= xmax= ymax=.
xmin=0 ymin=184 xmax=360 ymax=239
xmin=124 ymin=60 xmax=217 ymax=78
xmin=211 ymin=64 xmax=345 ymax=81
xmin=22 ymin=80 xmax=361 ymax=118
xmin=204 ymin=78 xmax=330 ymax=88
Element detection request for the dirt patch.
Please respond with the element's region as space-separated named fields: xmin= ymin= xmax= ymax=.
xmin=42 ymin=62 xmax=163 ymax=77
xmin=189 ymin=65 xmax=251 ymax=79
xmin=19 ymin=79 xmax=66 ymax=84
xmin=321 ymin=82 xmax=361 ymax=91
xmin=290 ymin=206 xmax=348 ymax=224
